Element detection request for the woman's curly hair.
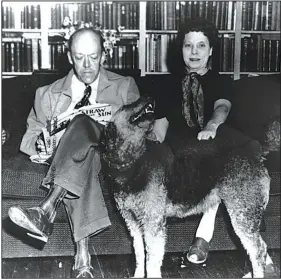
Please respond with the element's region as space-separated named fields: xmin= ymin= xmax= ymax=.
xmin=176 ymin=18 xmax=218 ymax=49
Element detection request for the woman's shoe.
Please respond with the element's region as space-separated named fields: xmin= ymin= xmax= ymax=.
xmin=72 ymin=265 xmax=94 ymax=278
xmin=186 ymin=237 xmax=210 ymax=264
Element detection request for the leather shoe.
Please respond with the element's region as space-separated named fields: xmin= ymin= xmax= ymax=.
xmin=185 ymin=237 xmax=209 ymax=265
xmin=8 ymin=206 xmax=53 ymax=243
xmin=72 ymin=265 xmax=94 ymax=278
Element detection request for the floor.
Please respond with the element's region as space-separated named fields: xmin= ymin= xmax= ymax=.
xmin=2 ymin=249 xmax=280 ymax=278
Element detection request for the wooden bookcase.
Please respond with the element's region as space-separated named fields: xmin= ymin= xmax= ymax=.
xmin=2 ymin=1 xmax=281 ymax=80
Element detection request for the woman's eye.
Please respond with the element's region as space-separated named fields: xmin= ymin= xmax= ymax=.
xmin=184 ymin=43 xmax=191 ymax=48
xmin=199 ymin=43 xmax=206 ymax=48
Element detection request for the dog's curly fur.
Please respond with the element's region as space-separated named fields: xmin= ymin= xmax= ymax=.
xmin=102 ymin=97 xmax=271 ymax=278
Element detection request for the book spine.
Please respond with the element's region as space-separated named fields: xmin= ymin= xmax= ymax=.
xmin=266 ymin=1 xmax=273 ymax=31
xmin=15 ymin=41 xmax=21 ymax=72
xmin=241 ymin=2 xmax=247 ymax=30
xmin=126 ymin=3 xmax=131 ymax=29
xmin=175 ymin=1 xmax=180 ymax=30
xmin=93 ymin=2 xmax=100 ymax=24
xmin=2 ymin=42 xmax=5 ymax=71
xmin=276 ymin=2 xmax=280 ymax=31
xmin=98 ymin=2 xmax=103 ymax=27
xmin=5 ymin=43 xmax=11 ymax=72
xmin=118 ymin=45 xmax=123 ymax=69
xmin=146 ymin=36 xmax=150 ymax=71
xmin=261 ymin=1 xmax=267 ymax=30
xmin=275 ymin=40 xmax=280 ymax=71
xmin=10 ymin=42 xmax=15 ymax=72
xmin=2 ymin=5 xmax=6 ymax=29
xmin=102 ymin=2 xmax=107 ymax=28
xmin=160 ymin=34 xmax=168 ymax=72
xmin=121 ymin=3 xmax=126 ymax=28
xmin=268 ymin=40 xmax=272 ymax=71
xmin=133 ymin=44 xmax=138 ymax=69
xmin=81 ymin=3 xmax=87 ymax=23
xmin=133 ymin=3 xmax=138 ymax=29
xmin=166 ymin=1 xmax=174 ymax=30
xmin=25 ymin=38 xmax=33 ymax=72
xmin=271 ymin=1 xmax=277 ymax=31
xmin=223 ymin=35 xmax=230 ymax=72
xmin=107 ymin=2 xmax=113 ymax=29
xmin=32 ymin=38 xmax=39 ymax=70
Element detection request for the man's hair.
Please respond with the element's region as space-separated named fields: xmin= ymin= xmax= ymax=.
xmin=176 ymin=18 xmax=218 ymax=49
xmin=67 ymin=28 xmax=105 ymax=53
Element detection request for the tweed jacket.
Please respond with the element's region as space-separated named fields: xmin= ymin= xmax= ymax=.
xmin=20 ymin=67 xmax=140 ymax=156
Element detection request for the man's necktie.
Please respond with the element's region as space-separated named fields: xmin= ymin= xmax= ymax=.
xmin=74 ymin=84 xmax=92 ymax=109
xmin=182 ymin=72 xmax=204 ymax=129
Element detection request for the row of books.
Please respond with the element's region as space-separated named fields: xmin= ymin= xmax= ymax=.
xmin=50 ymin=2 xmax=139 ymax=30
xmin=2 ymin=37 xmax=139 ymax=72
xmin=2 ymin=2 xmax=139 ymax=30
xmin=146 ymin=1 xmax=236 ymax=30
xmin=145 ymin=33 xmax=280 ymax=73
xmin=103 ymin=43 xmax=139 ymax=69
xmin=2 ymin=38 xmax=40 ymax=72
xmin=241 ymin=1 xmax=281 ymax=31
xmin=2 ymin=4 xmax=41 ymax=29
xmin=145 ymin=34 xmax=235 ymax=73
xmin=240 ymin=36 xmax=280 ymax=72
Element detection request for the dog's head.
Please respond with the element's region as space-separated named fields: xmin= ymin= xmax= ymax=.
xmin=101 ymin=96 xmax=155 ymax=166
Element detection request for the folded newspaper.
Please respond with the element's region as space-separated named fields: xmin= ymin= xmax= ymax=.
xmin=30 ymin=104 xmax=112 ymax=164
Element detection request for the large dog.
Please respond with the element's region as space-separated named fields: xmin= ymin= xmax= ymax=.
xmin=101 ymin=97 xmax=272 ymax=278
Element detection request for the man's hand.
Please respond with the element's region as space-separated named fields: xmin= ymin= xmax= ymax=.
xmin=35 ymin=133 xmax=46 ymax=152
xmin=35 ymin=133 xmax=53 ymax=157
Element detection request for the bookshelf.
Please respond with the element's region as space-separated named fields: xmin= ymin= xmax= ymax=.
xmin=2 ymin=1 xmax=281 ymax=80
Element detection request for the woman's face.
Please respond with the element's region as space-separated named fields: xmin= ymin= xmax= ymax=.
xmin=182 ymin=31 xmax=213 ymax=74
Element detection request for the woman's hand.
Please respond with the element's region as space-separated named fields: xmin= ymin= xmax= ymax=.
xmin=198 ymin=100 xmax=231 ymax=141
xmin=197 ymin=123 xmax=217 ymax=140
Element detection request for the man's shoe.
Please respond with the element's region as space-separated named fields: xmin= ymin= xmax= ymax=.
xmin=72 ymin=265 xmax=94 ymax=278
xmin=8 ymin=206 xmax=53 ymax=243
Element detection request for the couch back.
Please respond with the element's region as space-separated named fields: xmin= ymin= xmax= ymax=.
xmin=2 ymin=71 xmax=280 ymax=159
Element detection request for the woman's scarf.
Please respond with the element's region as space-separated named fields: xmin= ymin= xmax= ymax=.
xmin=182 ymin=72 xmax=204 ymax=129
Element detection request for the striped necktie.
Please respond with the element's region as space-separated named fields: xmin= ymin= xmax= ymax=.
xmin=74 ymin=84 xmax=92 ymax=109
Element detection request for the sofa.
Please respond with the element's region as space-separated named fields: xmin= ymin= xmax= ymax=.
xmin=2 ymin=70 xmax=280 ymax=259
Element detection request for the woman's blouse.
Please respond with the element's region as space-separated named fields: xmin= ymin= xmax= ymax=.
xmin=152 ymin=70 xmax=233 ymax=131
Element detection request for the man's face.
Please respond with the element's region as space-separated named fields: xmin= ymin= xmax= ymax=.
xmin=182 ymin=31 xmax=212 ymax=74
xmin=67 ymin=32 xmax=104 ymax=84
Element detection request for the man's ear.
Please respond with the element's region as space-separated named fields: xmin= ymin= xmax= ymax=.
xmin=67 ymin=51 xmax=73 ymax=65
xmin=100 ymin=51 xmax=106 ymax=65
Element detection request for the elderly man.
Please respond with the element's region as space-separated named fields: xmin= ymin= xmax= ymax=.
xmin=8 ymin=28 xmax=141 ymax=278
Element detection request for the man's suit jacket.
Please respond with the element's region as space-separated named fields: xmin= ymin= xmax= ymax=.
xmin=20 ymin=67 xmax=140 ymax=156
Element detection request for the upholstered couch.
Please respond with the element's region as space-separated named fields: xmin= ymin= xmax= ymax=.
xmin=2 ymin=70 xmax=280 ymax=259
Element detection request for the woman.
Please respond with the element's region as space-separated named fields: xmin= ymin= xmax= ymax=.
xmin=151 ymin=18 xmax=260 ymax=265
